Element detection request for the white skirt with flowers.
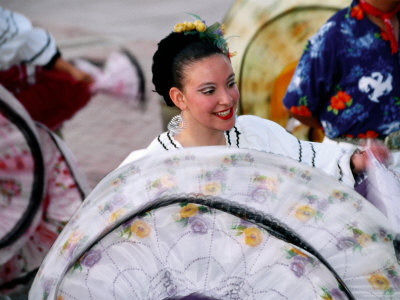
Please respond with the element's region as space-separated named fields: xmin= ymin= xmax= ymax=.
xmin=29 ymin=146 xmax=399 ymax=300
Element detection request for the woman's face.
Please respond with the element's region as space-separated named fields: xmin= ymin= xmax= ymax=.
xmin=178 ymin=54 xmax=239 ymax=133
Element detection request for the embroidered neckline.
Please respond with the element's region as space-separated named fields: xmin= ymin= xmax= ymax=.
xmin=225 ymin=126 xmax=241 ymax=147
xmin=157 ymin=134 xmax=168 ymax=150
xmin=167 ymin=131 xmax=178 ymax=149
xmin=160 ymin=126 xmax=242 ymax=151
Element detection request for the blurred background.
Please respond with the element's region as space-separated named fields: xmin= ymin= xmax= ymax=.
xmin=1 ymin=0 xmax=349 ymax=188
xmin=1 ymin=0 xmax=236 ymax=188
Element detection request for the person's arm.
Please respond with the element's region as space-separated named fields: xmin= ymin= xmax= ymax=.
xmin=243 ymin=116 xmax=392 ymax=187
xmin=287 ymin=111 xmax=322 ymax=129
xmin=53 ymin=57 xmax=94 ymax=84
xmin=238 ymin=116 xmax=355 ymax=186
xmin=282 ymin=23 xmax=339 ymax=132
xmin=350 ymin=140 xmax=390 ymax=175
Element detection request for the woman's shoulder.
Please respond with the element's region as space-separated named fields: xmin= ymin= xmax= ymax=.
xmin=118 ymin=148 xmax=148 ymax=168
xmin=306 ymin=6 xmax=349 ymax=48
xmin=118 ymin=132 xmax=171 ymax=168
xmin=327 ymin=5 xmax=351 ymax=23
xmin=234 ymin=115 xmax=291 ymax=148
xmin=236 ymin=115 xmax=286 ymax=132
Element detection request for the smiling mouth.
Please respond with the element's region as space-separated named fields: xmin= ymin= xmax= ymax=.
xmin=215 ymin=107 xmax=234 ymax=120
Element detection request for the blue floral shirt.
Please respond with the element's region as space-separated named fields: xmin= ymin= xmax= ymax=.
xmin=282 ymin=0 xmax=400 ymax=139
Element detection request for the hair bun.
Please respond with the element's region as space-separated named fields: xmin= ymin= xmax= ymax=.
xmin=152 ymin=33 xmax=198 ymax=106
xmin=152 ymin=30 xmax=225 ymax=107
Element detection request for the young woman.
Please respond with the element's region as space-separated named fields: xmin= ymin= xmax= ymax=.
xmin=121 ymin=17 xmax=389 ymax=188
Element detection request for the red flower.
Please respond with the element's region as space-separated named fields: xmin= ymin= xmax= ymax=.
xmin=0 ymin=179 xmax=21 ymax=198
xmin=357 ymin=130 xmax=379 ymax=139
xmin=290 ymin=105 xmax=312 ymax=117
xmin=380 ymin=30 xmax=389 ymax=41
xmin=15 ymin=157 xmax=24 ymax=170
xmin=330 ymin=91 xmax=351 ymax=110
xmin=350 ymin=5 xmax=364 ymax=20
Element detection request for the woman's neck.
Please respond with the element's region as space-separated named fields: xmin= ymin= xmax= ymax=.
xmin=174 ymin=126 xmax=227 ymax=147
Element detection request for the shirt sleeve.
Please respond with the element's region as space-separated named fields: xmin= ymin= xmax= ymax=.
xmin=282 ymin=20 xmax=338 ymax=118
xmin=0 ymin=8 xmax=58 ymax=70
xmin=117 ymin=134 xmax=169 ymax=168
xmin=117 ymin=149 xmax=149 ymax=168
xmin=238 ymin=115 xmax=356 ymax=187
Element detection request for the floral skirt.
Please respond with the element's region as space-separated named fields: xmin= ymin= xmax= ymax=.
xmin=0 ymin=86 xmax=88 ymax=294
xmin=30 ymin=147 xmax=400 ymax=299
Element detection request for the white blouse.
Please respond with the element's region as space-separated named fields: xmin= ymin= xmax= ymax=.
xmin=120 ymin=115 xmax=356 ymax=187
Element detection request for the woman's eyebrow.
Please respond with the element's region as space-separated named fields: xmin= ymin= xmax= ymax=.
xmin=227 ymin=73 xmax=235 ymax=81
xmin=198 ymin=82 xmax=216 ymax=89
xmin=197 ymin=73 xmax=236 ymax=88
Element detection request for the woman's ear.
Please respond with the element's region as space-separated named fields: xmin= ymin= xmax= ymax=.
xmin=169 ymin=87 xmax=187 ymax=110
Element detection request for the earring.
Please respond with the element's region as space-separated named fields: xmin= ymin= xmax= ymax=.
xmin=167 ymin=112 xmax=185 ymax=135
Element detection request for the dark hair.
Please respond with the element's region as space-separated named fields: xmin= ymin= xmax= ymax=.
xmin=152 ymin=31 xmax=224 ymax=107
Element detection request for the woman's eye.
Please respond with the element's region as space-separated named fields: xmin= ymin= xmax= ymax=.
xmin=228 ymin=81 xmax=236 ymax=87
xmin=202 ymin=89 xmax=214 ymax=95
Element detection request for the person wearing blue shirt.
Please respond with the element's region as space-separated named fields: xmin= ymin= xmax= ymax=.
xmin=283 ymin=0 xmax=400 ymax=173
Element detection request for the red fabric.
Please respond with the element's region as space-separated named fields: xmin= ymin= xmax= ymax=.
xmin=359 ymin=0 xmax=400 ymax=54
xmin=0 ymin=65 xmax=91 ymax=130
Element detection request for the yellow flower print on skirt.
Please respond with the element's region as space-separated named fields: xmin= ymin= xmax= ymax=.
xmin=202 ymin=182 xmax=221 ymax=196
xmin=368 ymin=273 xmax=390 ymax=290
xmin=357 ymin=233 xmax=372 ymax=247
xmin=109 ymin=208 xmax=126 ymax=223
xmin=243 ymin=227 xmax=263 ymax=247
xmin=295 ymin=205 xmax=316 ymax=222
xmin=61 ymin=230 xmax=88 ymax=256
xmin=180 ymin=203 xmax=199 ymax=219
xmin=130 ymin=220 xmax=151 ymax=238
xmin=147 ymin=174 xmax=177 ymax=197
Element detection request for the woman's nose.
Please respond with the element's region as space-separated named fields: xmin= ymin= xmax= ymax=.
xmin=219 ymin=89 xmax=233 ymax=105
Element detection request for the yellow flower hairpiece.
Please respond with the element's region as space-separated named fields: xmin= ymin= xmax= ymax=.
xmin=173 ymin=13 xmax=236 ymax=58
xmin=174 ymin=20 xmax=206 ymax=33
xmin=194 ymin=20 xmax=207 ymax=32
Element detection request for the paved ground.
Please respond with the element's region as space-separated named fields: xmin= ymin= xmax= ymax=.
xmin=2 ymin=0 xmax=235 ymax=188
